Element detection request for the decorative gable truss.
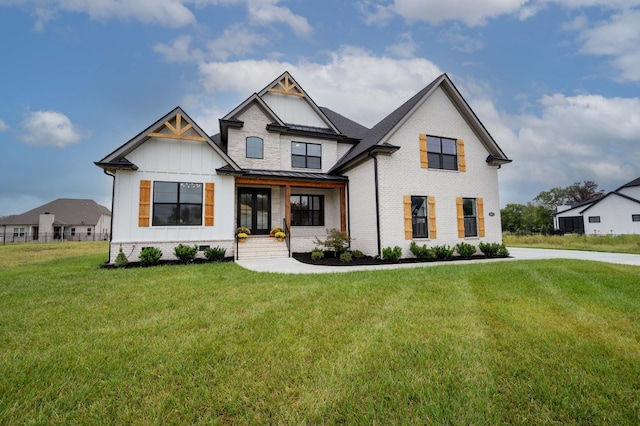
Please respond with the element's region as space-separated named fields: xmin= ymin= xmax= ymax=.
xmin=148 ymin=113 xmax=206 ymax=142
xmin=266 ymin=74 xmax=305 ymax=97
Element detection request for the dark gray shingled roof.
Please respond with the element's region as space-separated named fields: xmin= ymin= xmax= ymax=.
xmin=0 ymin=199 xmax=110 ymax=226
xmin=216 ymin=167 xmax=347 ymax=182
xmin=319 ymin=107 xmax=369 ymax=140
xmin=618 ymin=176 xmax=640 ymax=189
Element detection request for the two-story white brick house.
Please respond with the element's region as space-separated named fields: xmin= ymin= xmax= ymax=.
xmin=96 ymin=72 xmax=511 ymax=263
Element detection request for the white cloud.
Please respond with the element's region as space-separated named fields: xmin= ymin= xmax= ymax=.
xmin=0 ymin=119 xmax=9 ymax=132
xmin=575 ymin=9 xmax=640 ymax=81
xmin=392 ymin=0 xmax=529 ymax=26
xmin=32 ymin=7 xmax=56 ymax=32
xmin=386 ymin=32 xmax=418 ymax=58
xmin=247 ymin=0 xmax=312 ymax=37
xmin=197 ymin=46 xmax=442 ymax=126
xmin=207 ymin=25 xmax=270 ymax=60
xmin=154 ymin=35 xmax=202 ymax=62
xmin=21 ymin=110 xmax=83 ymax=148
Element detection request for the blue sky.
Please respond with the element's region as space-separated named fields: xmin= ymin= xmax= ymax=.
xmin=1 ymin=0 xmax=639 ymax=216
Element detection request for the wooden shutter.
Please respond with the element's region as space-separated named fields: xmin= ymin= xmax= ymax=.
xmin=477 ymin=197 xmax=485 ymax=237
xmin=457 ymin=139 xmax=466 ymax=172
xmin=456 ymin=197 xmax=464 ymax=238
xmin=419 ymin=134 xmax=428 ymax=169
xmin=403 ymin=195 xmax=412 ymax=240
xmin=204 ymin=182 xmax=215 ymax=226
xmin=139 ymin=180 xmax=151 ymax=227
xmin=428 ymin=197 xmax=437 ymax=239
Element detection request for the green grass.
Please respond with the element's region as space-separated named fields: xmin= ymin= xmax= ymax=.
xmin=504 ymin=233 xmax=640 ymax=254
xmin=1 ymin=243 xmax=640 ymax=424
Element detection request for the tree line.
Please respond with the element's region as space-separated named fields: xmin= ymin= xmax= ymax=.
xmin=501 ymin=181 xmax=605 ymax=234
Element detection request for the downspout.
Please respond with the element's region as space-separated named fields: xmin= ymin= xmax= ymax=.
xmin=368 ymin=152 xmax=382 ymax=258
xmin=104 ymin=169 xmax=116 ymax=264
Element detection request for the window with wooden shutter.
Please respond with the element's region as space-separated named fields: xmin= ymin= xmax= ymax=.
xmin=204 ymin=182 xmax=215 ymax=226
xmin=428 ymin=197 xmax=437 ymax=239
xmin=419 ymin=134 xmax=428 ymax=168
xmin=457 ymin=139 xmax=466 ymax=172
xmin=456 ymin=197 xmax=464 ymax=238
xmin=403 ymin=195 xmax=412 ymax=240
xmin=139 ymin=180 xmax=151 ymax=227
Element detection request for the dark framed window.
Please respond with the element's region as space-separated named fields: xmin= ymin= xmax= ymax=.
xmin=153 ymin=181 xmax=203 ymax=226
xmin=632 ymin=214 xmax=640 ymax=222
xmin=588 ymin=216 xmax=601 ymax=223
xmin=291 ymin=195 xmax=324 ymax=226
xmin=411 ymin=196 xmax=429 ymax=238
xmin=463 ymin=198 xmax=478 ymax=237
xmin=427 ymin=136 xmax=457 ymax=170
xmin=71 ymin=228 xmax=76 ymax=236
xmin=292 ymin=142 xmax=321 ymax=169
xmin=246 ymin=136 xmax=263 ymax=159
xmin=13 ymin=227 xmax=25 ymax=237
xmin=87 ymin=228 xmax=92 ymax=236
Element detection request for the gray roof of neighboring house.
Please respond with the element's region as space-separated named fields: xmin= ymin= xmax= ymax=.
xmin=0 ymin=199 xmax=111 ymax=226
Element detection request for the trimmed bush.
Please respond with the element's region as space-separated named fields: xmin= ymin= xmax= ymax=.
xmin=478 ymin=242 xmax=510 ymax=258
xmin=455 ymin=242 xmax=476 ymax=259
xmin=409 ymin=242 xmax=435 ymax=261
xmin=382 ymin=246 xmax=402 ymax=263
xmin=114 ymin=247 xmax=129 ymax=268
xmin=339 ymin=252 xmax=353 ymax=263
xmin=204 ymin=246 xmax=226 ymax=262
xmin=351 ymin=249 xmax=365 ymax=259
xmin=311 ymin=248 xmax=325 ymax=260
xmin=432 ymin=244 xmax=454 ymax=260
xmin=174 ymin=244 xmax=198 ymax=264
xmin=139 ymin=247 xmax=162 ymax=266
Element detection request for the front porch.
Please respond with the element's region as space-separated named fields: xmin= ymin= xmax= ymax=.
xmin=235 ymin=175 xmax=347 ymax=257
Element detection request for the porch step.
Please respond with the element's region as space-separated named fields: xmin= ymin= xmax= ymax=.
xmin=237 ymin=236 xmax=290 ymax=260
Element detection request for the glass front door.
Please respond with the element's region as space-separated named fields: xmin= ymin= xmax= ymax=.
xmin=238 ymin=188 xmax=271 ymax=235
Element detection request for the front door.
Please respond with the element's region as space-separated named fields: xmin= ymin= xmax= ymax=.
xmin=238 ymin=188 xmax=271 ymax=235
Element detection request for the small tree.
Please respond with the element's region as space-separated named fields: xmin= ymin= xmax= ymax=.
xmin=314 ymin=228 xmax=352 ymax=257
xmin=114 ymin=246 xmax=129 ymax=268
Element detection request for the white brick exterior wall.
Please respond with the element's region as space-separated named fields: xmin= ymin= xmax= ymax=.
xmin=345 ymin=160 xmax=379 ymax=256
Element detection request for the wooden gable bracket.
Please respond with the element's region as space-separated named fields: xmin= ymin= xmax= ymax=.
xmin=148 ymin=113 xmax=206 ymax=142
xmin=267 ymin=75 xmax=305 ymax=97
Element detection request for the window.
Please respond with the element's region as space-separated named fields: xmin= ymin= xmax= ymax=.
xmin=292 ymin=142 xmax=321 ymax=169
xmin=13 ymin=227 xmax=25 ymax=237
xmin=246 ymin=136 xmax=263 ymax=159
xmin=153 ymin=182 xmax=203 ymax=226
xmin=71 ymin=228 xmax=76 ymax=236
xmin=87 ymin=228 xmax=92 ymax=236
xmin=291 ymin=195 xmax=324 ymax=226
xmin=632 ymin=214 xmax=640 ymax=222
xmin=588 ymin=216 xmax=601 ymax=223
xmin=411 ymin=196 xmax=429 ymax=238
xmin=427 ymin=136 xmax=457 ymax=170
xmin=463 ymin=198 xmax=478 ymax=237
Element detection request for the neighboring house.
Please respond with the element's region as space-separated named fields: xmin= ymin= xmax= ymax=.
xmin=0 ymin=199 xmax=111 ymax=243
xmin=553 ymin=177 xmax=640 ymax=235
xmin=96 ymin=72 xmax=511 ymax=263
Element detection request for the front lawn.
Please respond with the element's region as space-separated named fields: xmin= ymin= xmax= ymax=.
xmin=1 ymin=243 xmax=639 ymax=424
xmin=504 ymin=233 xmax=640 ymax=254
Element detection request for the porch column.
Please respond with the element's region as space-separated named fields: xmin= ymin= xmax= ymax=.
xmin=284 ymin=184 xmax=291 ymax=228
xmin=340 ymin=185 xmax=346 ymax=233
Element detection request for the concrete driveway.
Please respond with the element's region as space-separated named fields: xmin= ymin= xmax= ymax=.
xmin=235 ymin=247 xmax=640 ymax=274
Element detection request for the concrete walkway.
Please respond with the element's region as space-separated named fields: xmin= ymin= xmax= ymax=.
xmin=235 ymin=247 xmax=640 ymax=274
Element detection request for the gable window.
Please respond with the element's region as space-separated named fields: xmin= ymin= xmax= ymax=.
xmin=588 ymin=216 xmax=601 ymax=223
xmin=632 ymin=214 xmax=640 ymax=222
xmin=246 ymin=136 xmax=263 ymax=159
xmin=153 ymin=182 xmax=203 ymax=226
xmin=427 ymin=136 xmax=457 ymax=170
xmin=411 ymin=196 xmax=429 ymax=238
xmin=291 ymin=195 xmax=324 ymax=226
xmin=292 ymin=142 xmax=321 ymax=169
xmin=463 ymin=198 xmax=478 ymax=237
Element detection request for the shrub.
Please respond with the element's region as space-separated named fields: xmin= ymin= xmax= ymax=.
xmin=204 ymin=246 xmax=226 ymax=262
xmin=139 ymin=247 xmax=162 ymax=266
xmin=455 ymin=242 xmax=476 ymax=259
xmin=174 ymin=244 xmax=198 ymax=264
xmin=351 ymin=249 xmax=365 ymax=259
xmin=409 ymin=241 xmax=435 ymax=261
xmin=311 ymin=248 xmax=325 ymax=260
xmin=382 ymin=246 xmax=402 ymax=263
xmin=478 ymin=242 xmax=510 ymax=258
xmin=432 ymin=244 xmax=454 ymax=260
xmin=114 ymin=247 xmax=129 ymax=268
xmin=314 ymin=228 xmax=352 ymax=257
xmin=339 ymin=252 xmax=353 ymax=263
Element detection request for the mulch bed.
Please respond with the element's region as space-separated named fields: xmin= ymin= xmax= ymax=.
xmin=292 ymin=252 xmax=506 ymax=267
xmin=101 ymin=257 xmax=234 ymax=268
